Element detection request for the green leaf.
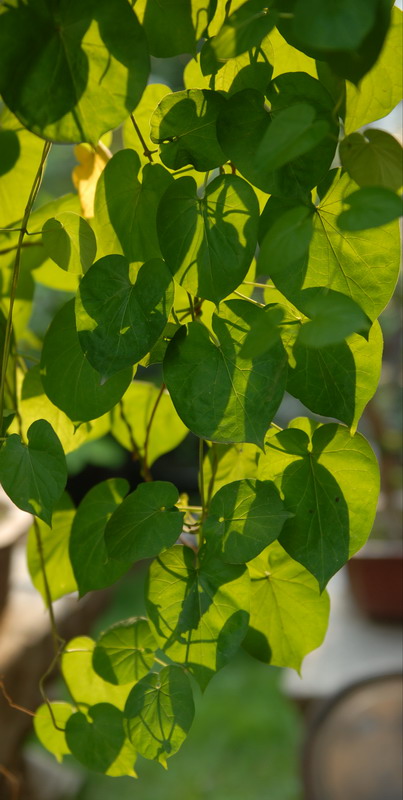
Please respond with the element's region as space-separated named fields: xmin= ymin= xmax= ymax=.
xmin=27 ymin=492 xmax=77 ymax=604
xmin=0 ymin=128 xmax=19 ymax=176
xmin=69 ymin=479 xmax=131 ymax=596
xmin=164 ymin=301 xmax=288 ymax=446
xmin=14 ymin=365 xmax=108 ymax=456
xmin=204 ymin=0 xmax=277 ymax=64
xmin=42 ymin=212 xmax=97 ymax=274
xmin=0 ymin=108 xmax=45 ymax=227
xmin=292 ymin=0 xmax=377 ymax=51
xmin=75 ymin=255 xmax=174 ymax=379
xmin=338 ymin=187 xmax=403 ymax=231
xmin=135 ymin=0 xmax=211 ymax=57
xmin=94 ymin=150 xmax=173 ymax=262
xmin=194 ymin=40 xmax=274 ymax=96
xmin=150 ymin=89 xmax=227 ymax=171
xmin=296 ymin=289 xmax=371 ymax=348
xmin=253 ymin=102 xmax=329 ymax=172
xmin=65 ymin=704 xmax=125 ymax=774
xmin=203 ymin=479 xmax=292 ymax=563
xmin=218 ymin=72 xmax=337 ymax=195
xmin=0 ymin=419 xmax=66 ymax=524
xmin=93 ymin=618 xmax=156 ymax=686
xmin=146 ymin=545 xmax=250 ymax=689
xmin=260 ymin=173 xmax=401 ymax=321
xmin=344 ymin=7 xmax=402 ymax=132
xmin=34 ymin=702 xmax=74 ymax=763
xmin=244 ymin=541 xmax=330 ymax=671
xmin=203 ymin=442 xmax=261 ymax=496
xmin=111 ymin=381 xmax=188 ymax=466
xmin=124 ymin=665 xmax=195 ymax=765
xmin=258 ymin=420 xmax=380 ymax=589
xmin=239 ymin=305 xmax=284 ymax=358
xmin=157 ymin=175 xmax=259 ymax=303
xmin=287 ymin=321 xmax=383 ymax=434
xmin=339 ymin=130 xmax=403 ymax=191
xmin=62 ymin=636 xmax=132 ymax=708
xmin=0 ymin=0 xmax=149 ymax=143
xmin=105 ymin=481 xmax=184 ymax=563
xmin=123 ymin=84 xmax=171 ymax=167
xmin=40 ymin=300 xmax=132 ymax=423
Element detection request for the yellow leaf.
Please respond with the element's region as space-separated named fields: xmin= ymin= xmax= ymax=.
xmin=72 ymin=141 xmax=111 ymax=218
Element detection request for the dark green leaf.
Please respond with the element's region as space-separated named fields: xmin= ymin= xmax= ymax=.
xmin=93 ymin=618 xmax=156 ymax=686
xmin=258 ymin=420 xmax=380 ymax=589
xmin=40 ymin=300 xmax=132 ymax=423
xmin=253 ymin=102 xmax=329 ymax=171
xmin=69 ymin=479 xmax=131 ymax=597
xmin=76 ymin=255 xmax=174 ymax=379
xmin=0 ymin=420 xmax=66 ymax=525
xmin=42 ymin=212 xmax=97 ymax=274
xmin=218 ymin=73 xmax=337 ymax=195
xmin=244 ymin=541 xmax=329 ymax=670
xmin=94 ymin=150 xmax=173 ymax=262
xmin=157 ymin=174 xmax=259 ymax=303
xmin=204 ymin=479 xmax=292 ymax=563
xmin=146 ymin=545 xmax=250 ymax=688
xmin=0 ymin=0 xmax=149 ymax=143
xmin=135 ymin=0 xmax=211 ymax=57
xmin=163 ymin=301 xmax=288 ymax=446
xmin=65 ymin=704 xmax=125 ymax=773
xmin=150 ymin=89 xmax=227 ymax=171
xmin=124 ymin=665 xmax=195 ymax=765
xmin=340 ymin=130 xmax=403 ymax=191
xmin=292 ymin=0 xmax=377 ymax=51
xmin=104 ymin=481 xmax=184 ymax=563
xmin=338 ymin=187 xmax=403 ymax=231
xmin=0 ymin=129 xmax=20 ymax=176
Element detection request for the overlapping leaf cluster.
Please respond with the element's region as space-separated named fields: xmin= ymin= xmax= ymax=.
xmin=0 ymin=0 xmax=401 ymax=780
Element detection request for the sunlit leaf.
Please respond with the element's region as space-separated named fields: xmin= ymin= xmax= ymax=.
xmin=244 ymin=541 xmax=330 ymax=670
xmin=146 ymin=545 xmax=250 ymax=689
xmin=124 ymin=665 xmax=195 ymax=765
xmin=93 ymin=618 xmax=156 ymax=685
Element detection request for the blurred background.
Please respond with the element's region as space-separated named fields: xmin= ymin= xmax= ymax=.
xmin=0 ymin=48 xmax=401 ymax=800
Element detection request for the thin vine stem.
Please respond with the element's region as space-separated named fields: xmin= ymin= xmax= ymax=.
xmin=33 ymin=518 xmax=63 ymax=656
xmin=232 ymin=289 xmax=265 ymax=307
xmin=118 ymin=398 xmax=141 ymax=462
xmin=198 ymin=438 xmax=207 ymax=548
xmin=130 ymin=113 xmax=155 ymax=163
xmin=0 ymin=140 xmax=51 ymax=429
xmin=142 ymin=383 xmax=166 ymax=481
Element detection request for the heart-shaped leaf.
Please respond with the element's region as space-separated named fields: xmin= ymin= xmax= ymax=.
xmin=146 ymin=545 xmax=250 ymax=689
xmin=157 ymin=174 xmax=259 ymax=303
xmin=76 ymin=255 xmax=174 ymax=379
xmin=124 ymin=666 xmax=194 ymax=765
xmin=0 ymin=419 xmax=66 ymax=524
xmin=105 ymin=481 xmax=184 ymax=563
xmin=93 ymin=618 xmax=156 ymax=685
xmin=0 ymin=0 xmax=149 ymax=142
xmin=204 ymin=479 xmax=292 ymax=563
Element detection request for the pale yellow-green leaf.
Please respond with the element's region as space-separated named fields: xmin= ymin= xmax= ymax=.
xmin=345 ymin=7 xmax=403 ymax=134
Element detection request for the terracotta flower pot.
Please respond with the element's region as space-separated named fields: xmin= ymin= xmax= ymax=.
xmin=347 ymin=540 xmax=403 ymax=621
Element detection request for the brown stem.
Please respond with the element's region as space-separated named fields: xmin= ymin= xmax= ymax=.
xmin=130 ymin=114 xmax=155 ymax=163
xmin=142 ymin=383 xmax=165 ymax=481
